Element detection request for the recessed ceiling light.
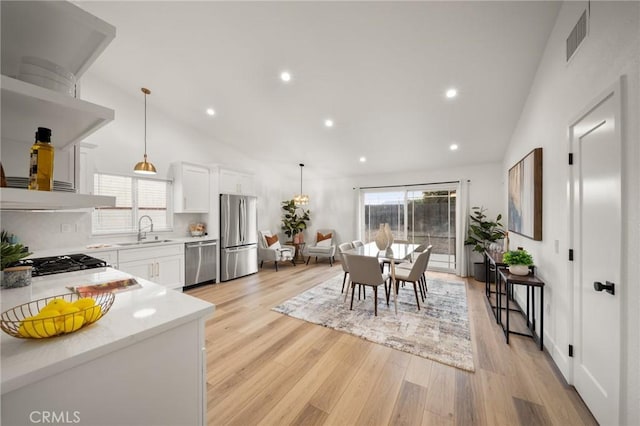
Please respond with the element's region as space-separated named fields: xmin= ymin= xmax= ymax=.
xmin=359 ymin=156 xmax=367 ymax=163
xmin=280 ymin=71 xmax=292 ymax=82
xmin=206 ymin=108 xmax=215 ymax=116
xmin=324 ymin=119 xmax=334 ymax=128
xmin=450 ymin=144 xmax=459 ymax=151
xmin=446 ymin=88 xmax=458 ymax=98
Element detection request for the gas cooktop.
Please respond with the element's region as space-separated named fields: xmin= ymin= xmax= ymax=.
xmin=14 ymin=254 xmax=108 ymax=277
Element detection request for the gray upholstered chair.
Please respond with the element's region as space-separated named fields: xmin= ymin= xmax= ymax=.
xmin=343 ymin=253 xmax=390 ymax=316
xmin=338 ymin=241 xmax=355 ymax=293
xmin=258 ymin=230 xmax=295 ymax=271
xmin=394 ymin=248 xmax=432 ymax=309
xmin=305 ymin=229 xmax=337 ymax=266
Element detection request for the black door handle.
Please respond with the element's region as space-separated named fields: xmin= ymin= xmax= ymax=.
xmin=593 ymin=281 xmax=615 ymax=295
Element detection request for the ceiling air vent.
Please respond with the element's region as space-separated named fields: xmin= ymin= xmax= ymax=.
xmin=566 ymin=10 xmax=588 ymax=62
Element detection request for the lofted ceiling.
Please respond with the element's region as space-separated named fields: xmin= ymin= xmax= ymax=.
xmin=78 ymin=1 xmax=561 ymax=178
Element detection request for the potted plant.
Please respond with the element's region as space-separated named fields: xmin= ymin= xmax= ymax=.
xmin=503 ymin=249 xmax=534 ymax=276
xmin=281 ymin=200 xmax=310 ymax=243
xmin=464 ymin=206 xmax=506 ymax=281
xmin=1 ymin=240 xmax=33 ymax=288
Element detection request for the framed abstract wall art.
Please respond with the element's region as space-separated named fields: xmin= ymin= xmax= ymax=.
xmin=508 ymin=147 xmax=542 ymax=241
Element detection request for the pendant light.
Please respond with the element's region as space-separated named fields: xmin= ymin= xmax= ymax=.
xmin=133 ymin=87 xmax=157 ymax=175
xmin=293 ymin=163 xmax=309 ymax=206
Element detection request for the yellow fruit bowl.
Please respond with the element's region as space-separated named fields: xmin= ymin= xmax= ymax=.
xmin=0 ymin=292 xmax=115 ymax=339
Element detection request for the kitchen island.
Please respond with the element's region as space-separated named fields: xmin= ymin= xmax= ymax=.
xmin=1 ymin=267 xmax=214 ymax=426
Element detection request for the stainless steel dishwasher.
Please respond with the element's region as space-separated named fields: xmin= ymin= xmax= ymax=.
xmin=185 ymin=239 xmax=217 ymax=288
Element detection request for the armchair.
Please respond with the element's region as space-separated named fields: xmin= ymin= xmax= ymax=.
xmin=258 ymin=230 xmax=295 ymax=271
xmin=305 ymin=229 xmax=337 ymax=266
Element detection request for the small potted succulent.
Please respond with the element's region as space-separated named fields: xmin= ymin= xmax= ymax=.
xmin=503 ymin=249 xmax=534 ymax=276
xmin=1 ymin=241 xmax=33 ymax=288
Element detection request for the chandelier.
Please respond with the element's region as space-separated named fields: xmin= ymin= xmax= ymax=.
xmin=293 ymin=163 xmax=309 ymax=206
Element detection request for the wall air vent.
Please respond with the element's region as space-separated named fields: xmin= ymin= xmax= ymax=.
xmin=566 ymin=10 xmax=588 ymax=62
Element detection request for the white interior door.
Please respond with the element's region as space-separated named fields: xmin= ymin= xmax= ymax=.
xmin=571 ymin=86 xmax=621 ymax=425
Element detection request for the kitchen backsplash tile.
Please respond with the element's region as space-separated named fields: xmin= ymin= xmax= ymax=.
xmin=1 ymin=211 xmax=204 ymax=251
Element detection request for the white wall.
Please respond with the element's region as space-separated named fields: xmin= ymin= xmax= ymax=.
xmin=298 ymin=161 xmax=503 ymax=250
xmin=503 ymin=2 xmax=639 ymax=423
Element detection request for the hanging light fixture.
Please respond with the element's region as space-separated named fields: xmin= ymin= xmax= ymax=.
xmin=133 ymin=87 xmax=157 ymax=175
xmin=293 ymin=163 xmax=309 ymax=206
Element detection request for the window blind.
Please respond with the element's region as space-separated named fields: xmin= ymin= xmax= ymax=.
xmin=92 ymin=173 xmax=172 ymax=234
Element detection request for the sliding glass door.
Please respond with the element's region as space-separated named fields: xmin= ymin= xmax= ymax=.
xmin=362 ymin=191 xmax=405 ymax=243
xmin=360 ymin=184 xmax=457 ymax=272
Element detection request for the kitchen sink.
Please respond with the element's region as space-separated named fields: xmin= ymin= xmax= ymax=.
xmin=116 ymin=239 xmax=175 ymax=247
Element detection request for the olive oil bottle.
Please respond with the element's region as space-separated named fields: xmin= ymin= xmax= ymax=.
xmin=28 ymin=127 xmax=54 ymax=191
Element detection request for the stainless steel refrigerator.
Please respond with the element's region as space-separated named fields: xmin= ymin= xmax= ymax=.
xmin=220 ymin=194 xmax=258 ymax=281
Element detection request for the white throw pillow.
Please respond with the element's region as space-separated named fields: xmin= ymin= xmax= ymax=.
xmin=270 ymin=240 xmax=281 ymax=250
xmin=317 ymin=238 xmax=332 ymax=247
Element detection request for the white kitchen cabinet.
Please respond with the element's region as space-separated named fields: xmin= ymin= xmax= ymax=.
xmin=171 ymin=162 xmax=210 ymax=213
xmin=0 ymin=1 xmax=116 ymax=210
xmin=1 ymin=1 xmax=116 ymax=150
xmin=118 ymin=244 xmax=184 ymax=290
xmin=1 ymin=270 xmax=213 ymax=426
xmin=219 ymin=168 xmax=255 ymax=195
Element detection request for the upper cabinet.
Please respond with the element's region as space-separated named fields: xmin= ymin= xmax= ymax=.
xmin=219 ymin=168 xmax=255 ymax=196
xmin=170 ymin=162 xmax=210 ymax=213
xmin=1 ymin=1 xmax=116 ymax=150
xmin=0 ymin=1 xmax=116 ymax=210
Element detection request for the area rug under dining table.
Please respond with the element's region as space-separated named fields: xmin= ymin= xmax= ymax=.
xmin=272 ymin=273 xmax=475 ymax=372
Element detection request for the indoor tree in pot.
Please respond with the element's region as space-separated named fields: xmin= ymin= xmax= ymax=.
xmin=503 ymin=249 xmax=534 ymax=276
xmin=281 ymin=200 xmax=310 ymax=243
xmin=464 ymin=206 xmax=506 ymax=282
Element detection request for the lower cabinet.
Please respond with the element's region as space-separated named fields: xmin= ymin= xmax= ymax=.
xmin=2 ymin=319 xmax=207 ymax=425
xmin=118 ymin=244 xmax=184 ymax=290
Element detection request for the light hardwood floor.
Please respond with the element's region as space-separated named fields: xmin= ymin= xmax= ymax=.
xmin=187 ymin=261 xmax=597 ymax=426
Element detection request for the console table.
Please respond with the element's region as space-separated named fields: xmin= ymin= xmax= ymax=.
xmin=484 ymin=250 xmax=506 ymax=323
xmin=497 ymin=268 xmax=545 ymax=350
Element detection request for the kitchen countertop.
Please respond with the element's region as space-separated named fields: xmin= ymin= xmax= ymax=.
xmin=0 ymin=267 xmax=215 ymax=394
xmin=27 ymin=235 xmax=217 ymax=259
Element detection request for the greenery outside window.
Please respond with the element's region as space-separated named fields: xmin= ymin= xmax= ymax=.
xmin=92 ymin=173 xmax=173 ymax=234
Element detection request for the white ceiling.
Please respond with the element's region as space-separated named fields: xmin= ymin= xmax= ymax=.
xmin=78 ymin=1 xmax=560 ymax=178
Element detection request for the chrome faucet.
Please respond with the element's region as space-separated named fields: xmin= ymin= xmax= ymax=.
xmin=137 ymin=215 xmax=154 ymax=241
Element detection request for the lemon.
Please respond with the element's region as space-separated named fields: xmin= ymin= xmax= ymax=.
xmin=41 ymin=298 xmax=70 ymax=313
xmin=61 ymin=306 xmax=80 ymax=315
xmin=60 ymin=314 xmax=84 ymax=333
xmin=18 ymin=316 xmax=44 ymax=338
xmin=72 ymin=298 xmax=96 ymax=310
xmin=33 ymin=318 xmax=58 ymax=337
xmin=35 ymin=309 xmax=60 ymax=319
xmin=84 ymin=305 xmax=102 ymax=323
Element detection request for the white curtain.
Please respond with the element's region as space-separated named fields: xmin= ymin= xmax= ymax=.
xmin=456 ymin=179 xmax=470 ymax=277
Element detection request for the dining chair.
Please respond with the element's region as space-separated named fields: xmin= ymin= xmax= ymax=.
xmin=393 ymin=249 xmax=431 ymax=310
xmin=343 ymin=253 xmax=390 ymax=316
xmin=338 ymin=241 xmax=355 ymax=293
xmin=397 ymin=245 xmax=432 ymax=301
xmin=352 ymin=240 xmax=365 ymax=248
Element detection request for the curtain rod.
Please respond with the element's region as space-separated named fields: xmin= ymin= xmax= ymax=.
xmin=353 ymin=179 xmax=469 ymax=190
